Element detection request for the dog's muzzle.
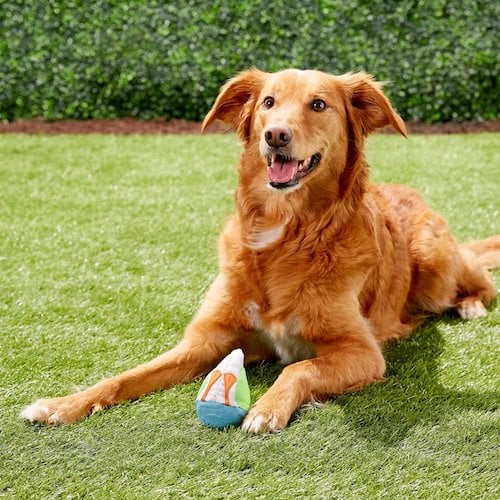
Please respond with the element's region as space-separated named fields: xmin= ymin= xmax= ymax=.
xmin=267 ymin=153 xmax=322 ymax=190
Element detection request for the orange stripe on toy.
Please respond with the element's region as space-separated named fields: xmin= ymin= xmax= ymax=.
xmin=223 ymin=373 xmax=237 ymax=406
xmin=200 ymin=370 xmax=221 ymax=401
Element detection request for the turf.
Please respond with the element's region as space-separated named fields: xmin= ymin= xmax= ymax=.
xmin=1 ymin=133 xmax=499 ymax=498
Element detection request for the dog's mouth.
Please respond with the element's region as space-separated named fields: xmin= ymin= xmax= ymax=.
xmin=267 ymin=153 xmax=321 ymax=190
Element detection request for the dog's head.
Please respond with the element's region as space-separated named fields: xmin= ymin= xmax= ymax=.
xmin=202 ymin=69 xmax=406 ymax=196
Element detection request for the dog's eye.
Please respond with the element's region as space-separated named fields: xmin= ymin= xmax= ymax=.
xmin=311 ymin=99 xmax=328 ymax=112
xmin=263 ymin=96 xmax=275 ymax=109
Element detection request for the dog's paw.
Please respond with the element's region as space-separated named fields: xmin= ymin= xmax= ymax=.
xmin=456 ymin=299 xmax=487 ymax=320
xmin=241 ymin=407 xmax=288 ymax=434
xmin=21 ymin=395 xmax=99 ymax=425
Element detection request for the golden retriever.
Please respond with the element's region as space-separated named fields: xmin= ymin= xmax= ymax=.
xmin=22 ymin=69 xmax=500 ymax=432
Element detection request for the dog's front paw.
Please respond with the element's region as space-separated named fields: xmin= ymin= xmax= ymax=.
xmin=241 ymin=406 xmax=289 ymax=434
xmin=21 ymin=394 xmax=100 ymax=425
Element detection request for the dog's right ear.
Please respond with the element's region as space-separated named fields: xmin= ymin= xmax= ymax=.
xmin=202 ymin=69 xmax=266 ymax=141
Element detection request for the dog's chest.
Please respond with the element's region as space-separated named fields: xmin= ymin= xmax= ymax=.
xmin=245 ymin=302 xmax=315 ymax=364
xmin=247 ymin=224 xmax=286 ymax=250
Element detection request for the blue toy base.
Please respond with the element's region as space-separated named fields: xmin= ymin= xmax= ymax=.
xmin=196 ymin=401 xmax=248 ymax=429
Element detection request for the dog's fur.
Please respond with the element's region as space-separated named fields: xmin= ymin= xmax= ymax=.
xmin=22 ymin=69 xmax=500 ymax=432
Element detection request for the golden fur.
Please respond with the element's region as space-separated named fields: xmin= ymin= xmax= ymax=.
xmin=22 ymin=69 xmax=500 ymax=432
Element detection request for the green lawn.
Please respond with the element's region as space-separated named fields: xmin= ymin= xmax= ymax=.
xmin=1 ymin=133 xmax=499 ymax=498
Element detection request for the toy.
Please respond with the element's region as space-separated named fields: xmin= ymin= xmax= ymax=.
xmin=195 ymin=349 xmax=251 ymax=429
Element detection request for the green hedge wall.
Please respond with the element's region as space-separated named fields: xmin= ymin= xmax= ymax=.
xmin=1 ymin=0 xmax=498 ymax=122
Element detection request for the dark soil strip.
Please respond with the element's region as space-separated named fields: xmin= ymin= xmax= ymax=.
xmin=1 ymin=117 xmax=499 ymax=135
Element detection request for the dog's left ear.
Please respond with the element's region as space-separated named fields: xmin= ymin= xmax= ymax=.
xmin=340 ymin=72 xmax=407 ymax=137
xmin=202 ymin=69 xmax=266 ymax=141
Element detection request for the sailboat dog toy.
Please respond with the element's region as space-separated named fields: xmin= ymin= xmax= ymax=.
xmin=195 ymin=349 xmax=251 ymax=429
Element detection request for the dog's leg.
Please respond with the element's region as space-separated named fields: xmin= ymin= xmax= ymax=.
xmin=242 ymin=332 xmax=385 ymax=433
xmin=21 ymin=321 xmax=238 ymax=425
xmin=21 ymin=274 xmax=266 ymax=425
xmin=407 ymin=216 xmax=497 ymax=319
xmin=455 ymin=246 xmax=497 ymax=320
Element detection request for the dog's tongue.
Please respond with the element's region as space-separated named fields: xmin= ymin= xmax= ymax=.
xmin=268 ymin=157 xmax=298 ymax=184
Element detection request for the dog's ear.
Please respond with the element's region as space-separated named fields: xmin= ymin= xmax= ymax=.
xmin=202 ymin=69 xmax=266 ymax=141
xmin=340 ymin=72 xmax=407 ymax=137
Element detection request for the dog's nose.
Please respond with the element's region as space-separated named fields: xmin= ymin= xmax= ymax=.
xmin=264 ymin=125 xmax=292 ymax=148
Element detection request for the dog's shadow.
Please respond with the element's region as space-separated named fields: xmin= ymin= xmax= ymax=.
xmin=248 ymin=317 xmax=499 ymax=444
xmin=337 ymin=319 xmax=499 ymax=445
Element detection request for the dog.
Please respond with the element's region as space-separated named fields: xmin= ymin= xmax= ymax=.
xmin=22 ymin=69 xmax=500 ymax=433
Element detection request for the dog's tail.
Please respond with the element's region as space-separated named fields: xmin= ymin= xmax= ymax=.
xmin=461 ymin=235 xmax=500 ymax=270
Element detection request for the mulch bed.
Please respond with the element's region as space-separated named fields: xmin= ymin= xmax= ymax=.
xmin=0 ymin=118 xmax=202 ymax=135
xmin=0 ymin=117 xmax=499 ymax=135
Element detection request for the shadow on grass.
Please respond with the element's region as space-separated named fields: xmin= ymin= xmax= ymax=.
xmin=248 ymin=316 xmax=499 ymax=445
xmin=337 ymin=317 xmax=499 ymax=445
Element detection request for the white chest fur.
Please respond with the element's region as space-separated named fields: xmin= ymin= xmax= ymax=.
xmin=245 ymin=302 xmax=316 ymax=364
xmin=247 ymin=223 xmax=287 ymax=250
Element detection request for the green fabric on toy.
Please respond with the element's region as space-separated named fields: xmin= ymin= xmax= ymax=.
xmin=195 ymin=349 xmax=250 ymax=429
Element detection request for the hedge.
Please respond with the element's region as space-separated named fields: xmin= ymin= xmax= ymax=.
xmin=1 ymin=0 xmax=498 ymax=122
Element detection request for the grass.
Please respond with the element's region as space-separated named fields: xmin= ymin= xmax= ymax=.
xmin=1 ymin=132 xmax=499 ymax=499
